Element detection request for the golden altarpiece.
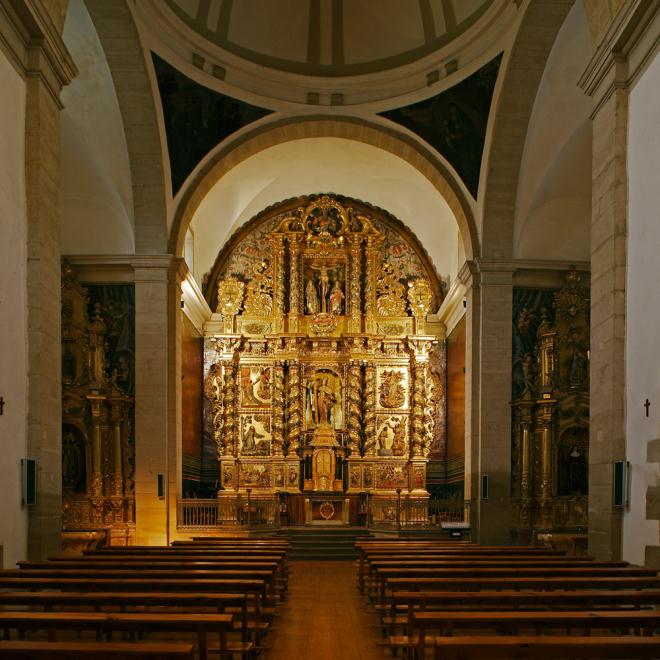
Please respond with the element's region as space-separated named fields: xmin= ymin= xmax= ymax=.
xmin=61 ymin=263 xmax=135 ymax=547
xmin=511 ymin=270 xmax=590 ymax=544
xmin=203 ymin=196 xmax=445 ymax=522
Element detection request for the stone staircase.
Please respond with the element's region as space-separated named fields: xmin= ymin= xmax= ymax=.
xmin=277 ymin=526 xmax=372 ymax=560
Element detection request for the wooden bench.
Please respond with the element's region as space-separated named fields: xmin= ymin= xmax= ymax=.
xmin=409 ymin=609 xmax=660 ymax=657
xmin=431 ymin=635 xmax=660 ymax=659
xmin=0 ymin=640 xmax=195 ymax=658
xmin=361 ymin=558 xmax=629 ymax=593
xmin=0 ymin=591 xmax=254 ymax=643
xmin=1 ymin=568 xmax=280 ymax=607
xmin=0 ymin=611 xmax=233 ymax=660
xmin=386 ymin=588 xmax=660 ymax=634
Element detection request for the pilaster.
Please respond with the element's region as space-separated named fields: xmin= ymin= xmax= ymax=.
xmin=133 ymin=256 xmax=175 ymax=545
xmin=578 ymin=0 xmax=658 ymax=560
xmin=460 ymin=260 xmax=514 ymax=543
xmin=0 ymin=0 xmax=77 ymax=560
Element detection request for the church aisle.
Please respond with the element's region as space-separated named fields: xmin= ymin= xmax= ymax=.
xmin=265 ymin=560 xmax=389 ymax=660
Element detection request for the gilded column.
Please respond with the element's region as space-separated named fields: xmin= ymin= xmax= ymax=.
xmin=286 ymin=360 xmax=302 ymax=455
xmin=270 ymin=235 xmax=286 ymax=333
xmin=538 ymin=402 xmax=555 ymax=529
xmin=363 ymin=365 xmax=377 ymax=456
xmin=519 ymin=408 xmax=532 ymax=499
xmin=364 ymin=237 xmax=380 ymax=334
xmin=221 ymin=360 xmax=238 ymax=457
xmin=88 ymin=394 xmax=105 ymax=524
xmin=411 ymin=362 xmax=427 ymax=458
xmin=347 ymin=361 xmax=362 ymax=454
xmin=288 ymin=238 xmax=301 ymax=333
xmin=349 ymin=236 xmax=362 ymax=333
xmin=271 ymin=361 xmax=285 ymax=457
xmin=110 ymin=401 xmax=124 ymax=496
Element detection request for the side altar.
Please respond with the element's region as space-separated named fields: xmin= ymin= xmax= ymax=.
xmin=202 ymin=195 xmax=445 ymax=520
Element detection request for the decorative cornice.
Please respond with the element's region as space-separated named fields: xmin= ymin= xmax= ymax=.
xmin=0 ymin=0 xmax=77 ymax=105
xmin=181 ymin=272 xmax=212 ymax=334
xmin=578 ymin=0 xmax=659 ymax=114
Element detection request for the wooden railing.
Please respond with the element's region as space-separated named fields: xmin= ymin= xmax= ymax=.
xmin=367 ymin=495 xmax=470 ymax=531
xmin=177 ymin=495 xmax=280 ymax=530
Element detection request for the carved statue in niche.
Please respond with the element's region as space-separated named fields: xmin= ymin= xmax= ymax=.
xmin=306 ymin=369 xmax=342 ymax=429
xmin=243 ymin=260 xmax=273 ymax=316
xmin=303 ymin=262 xmax=346 ymax=316
xmin=379 ymin=370 xmax=406 ymax=408
xmin=376 ymin=263 xmax=406 ymax=316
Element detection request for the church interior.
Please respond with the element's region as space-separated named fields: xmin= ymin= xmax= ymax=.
xmin=0 ymin=0 xmax=659 ymax=658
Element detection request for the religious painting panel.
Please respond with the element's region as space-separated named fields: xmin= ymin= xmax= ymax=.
xmin=239 ymin=463 xmax=271 ymax=488
xmin=375 ymin=414 xmax=408 ymax=457
xmin=273 ymin=464 xmax=285 ymax=488
xmin=302 ymin=258 xmax=348 ymax=316
xmin=376 ymin=367 xmax=409 ymax=410
xmin=239 ymin=366 xmax=272 ymax=408
xmin=304 ymin=367 xmax=344 ymax=430
xmin=239 ymin=413 xmax=272 ymax=456
xmin=287 ymin=464 xmax=299 ymax=488
xmin=375 ymin=463 xmax=409 ymax=489
xmin=348 ymin=464 xmax=362 ymax=490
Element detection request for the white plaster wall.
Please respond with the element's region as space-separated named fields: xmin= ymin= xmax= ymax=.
xmin=513 ymin=1 xmax=592 ymax=261
xmin=190 ymin=137 xmax=460 ymax=288
xmin=623 ymin=52 xmax=660 ymax=565
xmin=60 ymin=0 xmax=135 ymax=255
xmin=0 ymin=51 xmax=28 ymax=568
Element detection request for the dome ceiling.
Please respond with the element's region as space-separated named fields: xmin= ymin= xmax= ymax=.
xmin=163 ymin=0 xmax=493 ymax=77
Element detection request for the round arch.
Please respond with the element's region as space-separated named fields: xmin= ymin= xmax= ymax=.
xmin=169 ymin=116 xmax=479 ymax=262
xmin=480 ymin=0 xmax=576 ymax=259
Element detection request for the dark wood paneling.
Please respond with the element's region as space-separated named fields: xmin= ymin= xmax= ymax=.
xmin=446 ymin=315 xmax=466 ymax=460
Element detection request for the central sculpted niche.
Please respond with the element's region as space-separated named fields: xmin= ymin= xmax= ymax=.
xmin=202 ymin=194 xmax=446 ymax=501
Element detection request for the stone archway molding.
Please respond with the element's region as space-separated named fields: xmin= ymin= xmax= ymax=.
xmin=169 ymin=116 xmax=480 ymax=262
xmin=480 ymin=0 xmax=575 ymax=260
xmin=84 ymin=0 xmax=169 ymax=254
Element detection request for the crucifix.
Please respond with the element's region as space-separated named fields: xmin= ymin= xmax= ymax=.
xmin=0 ymin=397 xmax=4 ymax=416
xmin=644 ymin=399 xmax=651 ymax=417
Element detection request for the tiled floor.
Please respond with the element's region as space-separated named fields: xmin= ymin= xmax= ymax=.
xmin=266 ymin=560 xmax=390 ymax=660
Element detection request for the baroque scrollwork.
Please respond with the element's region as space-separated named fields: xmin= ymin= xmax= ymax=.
xmin=376 ymin=263 xmax=407 ymax=316
xmin=243 ymin=260 xmax=274 ymax=316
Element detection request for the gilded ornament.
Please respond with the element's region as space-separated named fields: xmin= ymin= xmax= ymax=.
xmin=376 ymin=263 xmax=407 ymax=316
xmin=243 ymin=260 xmax=274 ymax=316
xmin=216 ymin=277 xmax=244 ymax=317
xmin=379 ymin=369 xmax=406 ymax=409
xmin=407 ymin=278 xmax=433 ymax=317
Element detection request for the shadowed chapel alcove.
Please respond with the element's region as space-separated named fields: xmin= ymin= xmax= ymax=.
xmin=186 ymin=194 xmax=452 ymax=525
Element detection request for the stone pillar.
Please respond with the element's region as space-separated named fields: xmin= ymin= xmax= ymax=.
xmin=460 ymin=261 xmax=514 ymax=544
xmin=8 ymin=2 xmax=78 ymax=560
xmin=133 ymin=257 xmax=173 ymax=545
xmin=578 ymin=21 xmax=640 ymax=559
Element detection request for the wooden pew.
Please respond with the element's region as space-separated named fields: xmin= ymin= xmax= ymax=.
xmin=0 ymin=611 xmax=233 ymax=660
xmin=387 ymin=588 xmax=660 ymax=634
xmin=361 ymin=558 xmax=629 ymax=593
xmin=375 ymin=566 xmax=657 ymax=606
xmin=0 ymin=640 xmax=195 ymax=658
xmin=411 ymin=610 xmax=660 ymax=657
xmin=1 ymin=568 xmax=279 ymax=606
xmin=431 ymin=635 xmax=660 ymax=659
xmin=0 ymin=591 xmax=253 ymax=644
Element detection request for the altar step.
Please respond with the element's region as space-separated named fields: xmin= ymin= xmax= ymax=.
xmin=277 ymin=527 xmax=372 ymax=560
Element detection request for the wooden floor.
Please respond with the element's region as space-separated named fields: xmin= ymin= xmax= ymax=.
xmin=266 ymin=561 xmax=388 ymax=660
